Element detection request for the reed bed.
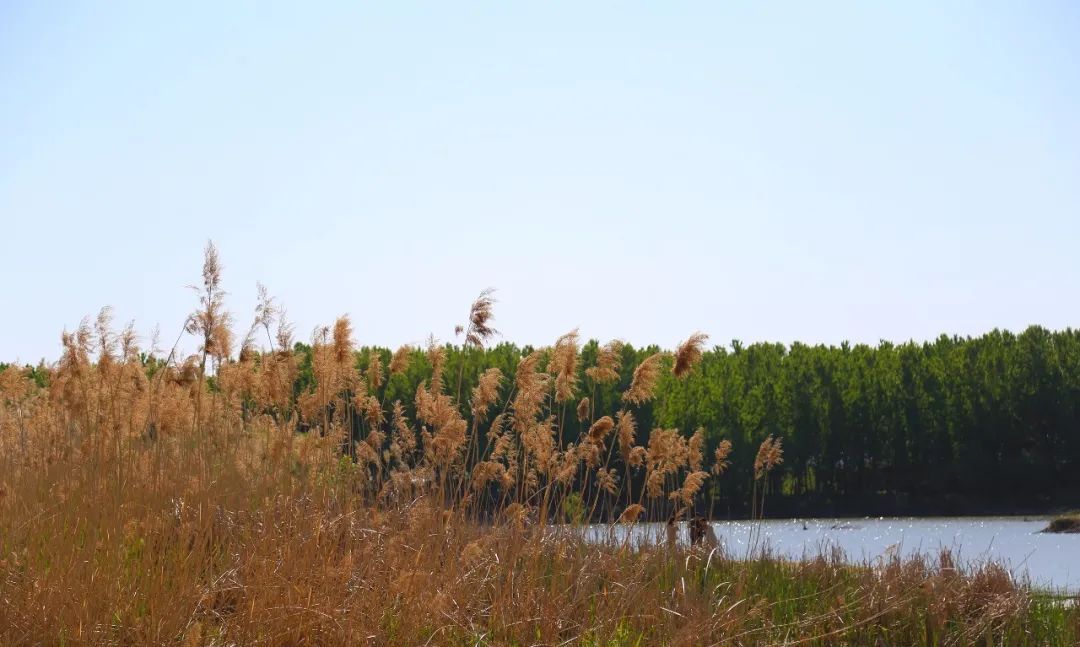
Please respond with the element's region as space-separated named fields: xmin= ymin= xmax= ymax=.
xmin=0 ymin=243 xmax=1076 ymax=645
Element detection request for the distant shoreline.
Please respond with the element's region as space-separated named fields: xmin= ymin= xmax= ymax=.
xmin=1042 ymin=514 xmax=1080 ymax=534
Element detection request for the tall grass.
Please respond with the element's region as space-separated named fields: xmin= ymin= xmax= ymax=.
xmin=0 ymin=243 xmax=1076 ymax=645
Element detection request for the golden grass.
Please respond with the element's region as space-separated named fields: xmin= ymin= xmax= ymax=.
xmin=1044 ymin=513 xmax=1080 ymax=534
xmin=0 ymin=244 xmax=1075 ymax=645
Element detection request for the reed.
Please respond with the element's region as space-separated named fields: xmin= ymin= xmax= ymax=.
xmin=0 ymin=243 xmax=1074 ymax=645
xmin=1043 ymin=512 xmax=1080 ymax=534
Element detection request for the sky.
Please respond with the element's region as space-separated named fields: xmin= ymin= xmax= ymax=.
xmin=2 ymin=2 xmax=1079 ymax=363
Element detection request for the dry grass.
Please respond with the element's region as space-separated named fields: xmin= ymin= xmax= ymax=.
xmin=1044 ymin=513 xmax=1080 ymax=534
xmin=0 ymin=244 xmax=1076 ymax=645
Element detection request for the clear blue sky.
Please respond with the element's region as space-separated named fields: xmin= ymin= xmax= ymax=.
xmin=2 ymin=2 xmax=1078 ymax=362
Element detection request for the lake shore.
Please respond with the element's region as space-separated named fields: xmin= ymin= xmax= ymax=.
xmin=1043 ymin=513 xmax=1080 ymax=534
xmin=588 ymin=515 xmax=1080 ymax=593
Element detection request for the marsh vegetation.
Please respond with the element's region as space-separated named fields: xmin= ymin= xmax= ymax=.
xmin=1 ymin=243 xmax=1076 ymax=644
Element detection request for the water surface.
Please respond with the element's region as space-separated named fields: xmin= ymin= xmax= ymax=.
xmin=589 ymin=516 xmax=1079 ymax=592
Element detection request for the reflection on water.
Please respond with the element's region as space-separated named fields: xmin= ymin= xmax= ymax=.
xmin=585 ymin=517 xmax=1078 ymax=592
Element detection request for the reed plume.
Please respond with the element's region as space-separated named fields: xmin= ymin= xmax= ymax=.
xmin=389 ymin=345 xmax=412 ymax=375
xmin=581 ymin=438 xmax=602 ymax=469
xmin=618 ymin=503 xmax=646 ymax=523
xmin=414 ymin=339 xmax=469 ymax=472
xmin=673 ymin=331 xmax=708 ymax=378
xmin=275 ymin=309 xmax=295 ymax=352
xmin=470 ymin=367 xmax=503 ymax=420
xmin=425 ymin=338 xmax=447 ymax=395
xmin=471 ymin=460 xmax=506 ymax=492
xmin=671 ymin=470 xmax=709 ymax=506
xmin=332 ymin=316 xmax=353 ymax=368
xmin=596 ymin=467 xmax=618 ymax=495
xmin=752 ymin=435 xmax=784 ymax=520
xmin=210 ymin=320 xmax=234 ymax=363
xmin=95 ymin=306 xmax=116 ymax=370
xmin=460 ymin=288 xmax=498 ymax=349
xmin=575 ymin=397 xmax=590 ymax=422
xmin=185 ymin=241 xmax=230 ymax=365
xmin=688 ymin=427 xmax=705 ymax=471
xmin=586 ymin=415 xmax=614 ymax=444
xmin=511 ymin=351 xmax=547 ymax=430
xmin=712 ymin=439 xmax=733 ymax=475
xmin=357 ymin=394 xmax=384 ymax=428
xmin=585 ymin=340 xmax=623 ymax=384
xmin=390 ymin=400 xmax=417 ymax=464
xmin=754 ymin=435 xmax=784 ymax=480
xmin=622 ymin=352 xmax=663 ymax=405
xmin=250 ymin=282 xmax=278 ymax=350
xmin=366 ymin=351 xmax=384 ymax=393
xmin=616 ymin=410 xmax=636 ymax=461
xmin=486 ymin=412 xmax=505 ymax=444
xmin=551 ymin=329 xmax=580 ymax=403
xmin=184 ymin=240 xmax=232 ymax=440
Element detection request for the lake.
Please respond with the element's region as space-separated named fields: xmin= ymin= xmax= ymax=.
xmin=588 ymin=516 xmax=1079 ymax=592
